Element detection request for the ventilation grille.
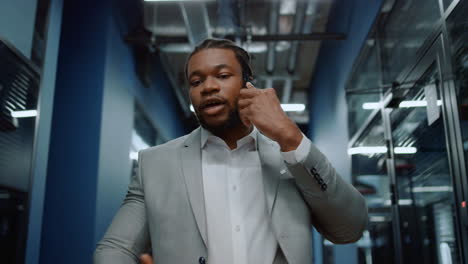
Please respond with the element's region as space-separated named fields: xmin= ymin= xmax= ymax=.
xmin=0 ymin=38 xmax=40 ymax=192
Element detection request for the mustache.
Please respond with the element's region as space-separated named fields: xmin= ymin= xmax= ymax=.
xmin=198 ymin=96 xmax=228 ymax=111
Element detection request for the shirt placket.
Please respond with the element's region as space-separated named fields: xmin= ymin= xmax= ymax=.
xmin=228 ymin=148 xmax=247 ymax=264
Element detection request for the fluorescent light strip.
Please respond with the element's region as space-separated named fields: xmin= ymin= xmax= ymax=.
xmin=281 ymin=104 xmax=305 ymax=112
xmin=362 ymin=102 xmax=381 ymax=110
xmin=394 ymin=147 xmax=417 ymax=154
xmin=412 ymin=186 xmax=452 ymax=193
xmin=348 ymin=146 xmax=417 ymax=155
xmin=189 ymin=104 xmax=305 ymax=112
xmin=11 ymin=110 xmax=37 ymax=118
xmin=384 ymin=199 xmax=413 ymax=206
xmin=369 ymin=216 xmax=386 ymax=222
xmin=348 ymin=146 xmax=387 ymax=155
xmin=362 ymin=100 xmax=443 ymax=109
xmin=129 ymin=151 xmax=139 ymax=161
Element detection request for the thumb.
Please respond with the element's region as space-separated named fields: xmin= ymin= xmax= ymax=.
xmin=140 ymin=254 xmax=153 ymax=264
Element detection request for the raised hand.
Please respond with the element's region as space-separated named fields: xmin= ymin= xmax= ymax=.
xmin=238 ymin=82 xmax=303 ymax=151
xmin=140 ymin=254 xmax=153 ymax=264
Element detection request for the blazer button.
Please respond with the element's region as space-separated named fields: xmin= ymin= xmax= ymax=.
xmin=199 ymin=256 xmax=206 ymax=264
xmin=321 ymin=183 xmax=328 ymax=191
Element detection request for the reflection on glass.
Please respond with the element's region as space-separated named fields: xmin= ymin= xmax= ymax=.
xmin=390 ymin=66 xmax=461 ymax=264
xmin=350 ymin=115 xmax=394 ymax=264
xmin=347 ymin=35 xmax=382 ymax=136
xmin=442 ymin=0 xmax=454 ymax=11
xmin=381 ymin=0 xmax=441 ymax=83
xmin=448 ymin=0 xmax=468 ymax=183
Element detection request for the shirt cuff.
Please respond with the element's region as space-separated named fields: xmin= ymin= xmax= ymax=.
xmin=280 ymin=134 xmax=311 ymax=164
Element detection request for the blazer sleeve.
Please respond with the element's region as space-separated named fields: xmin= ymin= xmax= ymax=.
xmin=93 ymin=153 xmax=151 ymax=263
xmin=285 ymin=142 xmax=368 ymax=244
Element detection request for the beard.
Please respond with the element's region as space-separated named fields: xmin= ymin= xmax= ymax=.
xmin=196 ymin=102 xmax=243 ymax=134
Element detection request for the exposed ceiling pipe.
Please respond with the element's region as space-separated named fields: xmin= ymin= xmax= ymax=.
xmin=266 ymin=1 xmax=280 ymax=74
xmin=217 ymin=0 xmax=238 ymax=37
xmin=125 ymin=33 xmax=346 ymax=47
xmin=282 ymin=79 xmax=293 ymax=103
xmin=281 ymin=0 xmax=306 ymax=103
xmin=179 ymin=2 xmax=212 ymax=47
xmin=143 ymin=2 xmax=158 ymax=34
xmin=287 ymin=0 xmax=318 ymax=74
xmin=283 ymin=0 xmax=318 ymax=103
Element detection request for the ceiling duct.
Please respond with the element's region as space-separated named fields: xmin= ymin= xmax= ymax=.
xmin=266 ymin=1 xmax=280 ymax=74
xmin=179 ymin=2 xmax=212 ymax=47
xmin=283 ymin=0 xmax=318 ymax=103
xmin=216 ymin=0 xmax=238 ymax=37
xmin=287 ymin=0 xmax=318 ymax=74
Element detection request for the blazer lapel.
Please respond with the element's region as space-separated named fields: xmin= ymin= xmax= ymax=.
xmin=180 ymin=127 xmax=208 ymax=246
xmin=257 ymin=134 xmax=282 ymax=216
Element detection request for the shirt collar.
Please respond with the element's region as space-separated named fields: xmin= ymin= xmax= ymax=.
xmin=200 ymin=126 xmax=258 ymax=150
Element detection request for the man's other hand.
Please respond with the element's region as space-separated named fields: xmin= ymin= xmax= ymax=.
xmin=140 ymin=254 xmax=153 ymax=264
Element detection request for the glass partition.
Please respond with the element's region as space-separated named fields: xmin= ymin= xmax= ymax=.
xmin=350 ymin=114 xmax=395 ymax=264
xmin=347 ymin=34 xmax=382 ymax=137
xmin=380 ymin=0 xmax=441 ymax=83
xmin=447 ymin=0 xmax=468 ymax=184
xmin=389 ymin=64 xmax=461 ymax=264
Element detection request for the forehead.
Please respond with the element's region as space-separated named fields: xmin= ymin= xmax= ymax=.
xmin=187 ymin=48 xmax=241 ymax=75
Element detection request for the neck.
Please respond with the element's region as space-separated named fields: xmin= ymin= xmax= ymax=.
xmin=208 ymin=123 xmax=253 ymax=150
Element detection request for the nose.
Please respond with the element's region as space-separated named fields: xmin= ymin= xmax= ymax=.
xmin=200 ymin=76 xmax=220 ymax=96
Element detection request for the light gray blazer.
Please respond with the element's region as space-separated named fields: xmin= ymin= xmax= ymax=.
xmin=94 ymin=127 xmax=367 ymax=264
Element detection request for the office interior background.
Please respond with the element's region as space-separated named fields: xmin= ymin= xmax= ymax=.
xmin=0 ymin=0 xmax=467 ymax=263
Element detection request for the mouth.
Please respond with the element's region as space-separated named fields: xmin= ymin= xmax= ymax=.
xmin=199 ymin=98 xmax=227 ymax=116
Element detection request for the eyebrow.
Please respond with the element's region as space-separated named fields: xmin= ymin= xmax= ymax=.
xmin=188 ymin=64 xmax=233 ymax=79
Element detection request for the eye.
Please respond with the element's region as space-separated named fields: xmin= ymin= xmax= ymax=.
xmin=218 ymin=74 xmax=231 ymax=79
xmin=190 ymin=79 xmax=202 ymax=87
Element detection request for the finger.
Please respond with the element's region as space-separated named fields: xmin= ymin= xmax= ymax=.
xmin=239 ymin=88 xmax=258 ymax=99
xmin=246 ymin=82 xmax=255 ymax=89
xmin=238 ymin=98 xmax=253 ymax=110
xmin=140 ymin=254 xmax=153 ymax=264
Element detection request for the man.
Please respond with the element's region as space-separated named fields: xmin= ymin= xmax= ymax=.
xmin=94 ymin=39 xmax=367 ymax=264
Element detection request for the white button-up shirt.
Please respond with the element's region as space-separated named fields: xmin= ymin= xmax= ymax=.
xmin=200 ymin=127 xmax=310 ymax=264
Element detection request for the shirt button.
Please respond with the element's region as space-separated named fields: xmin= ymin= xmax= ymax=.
xmin=235 ymin=225 xmax=240 ymax=232
xmin=232 ymin=185 xmax=237 ymax=191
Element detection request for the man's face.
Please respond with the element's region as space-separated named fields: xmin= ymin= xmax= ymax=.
xmin=187 ymin=48 xmax=244 ymax=131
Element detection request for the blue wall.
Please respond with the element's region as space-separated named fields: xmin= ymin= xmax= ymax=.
xmin=39 ymin=0 xmax=184 ymax=263
xmin=308 ymin=0 xmax=383 ymax=263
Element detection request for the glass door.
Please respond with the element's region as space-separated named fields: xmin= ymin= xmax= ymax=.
xmin=386 ymin=36 xmax=463 ymax=264
xmin=350 ymin=113 xmax=396 ymax=264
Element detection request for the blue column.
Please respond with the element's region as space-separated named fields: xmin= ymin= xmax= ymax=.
xmin=39 ymin=0 xmax=186 ymax=262
xmin=39 ymin=0 xmax=111 ymax=262
xmin=25 ymin=0 xmax=63 ymax=263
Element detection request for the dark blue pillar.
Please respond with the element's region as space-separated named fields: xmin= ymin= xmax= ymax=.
xmin=25 ymin=0 xmax=64 ymax=263
xmin=40 ymin=0 xmax=111 ymax=262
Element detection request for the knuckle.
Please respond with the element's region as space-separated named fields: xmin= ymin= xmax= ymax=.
xmin=266 ymin=88 xmax=276 ymax=95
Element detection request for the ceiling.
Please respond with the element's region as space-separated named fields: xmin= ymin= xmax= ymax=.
xmin=133 ymin=0 xmax=336 ymax=125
